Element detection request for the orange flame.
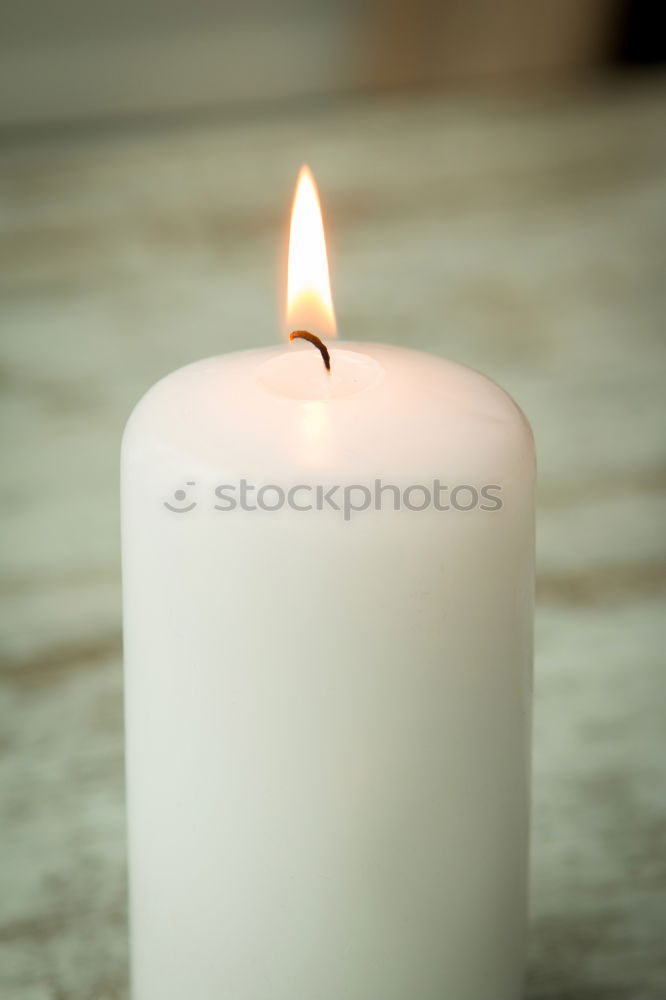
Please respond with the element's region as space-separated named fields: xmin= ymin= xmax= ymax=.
xmin=286 ymin=165 xmax=336 ymax=338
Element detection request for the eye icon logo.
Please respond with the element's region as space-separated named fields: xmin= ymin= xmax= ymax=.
xmin=164 ymin=482 xmax=197 ymax=513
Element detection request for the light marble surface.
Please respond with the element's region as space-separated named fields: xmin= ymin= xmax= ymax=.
xmin=1 ymin=77 xmax=665 ymax=998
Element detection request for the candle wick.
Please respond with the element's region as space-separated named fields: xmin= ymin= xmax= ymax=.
xmin=289 ymin=330 xmax=331 ymax=374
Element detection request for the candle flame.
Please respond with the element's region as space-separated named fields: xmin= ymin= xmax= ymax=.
xmin=286 ymin=165 xmax=336 ymax=339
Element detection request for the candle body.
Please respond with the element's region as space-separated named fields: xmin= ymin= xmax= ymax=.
xmin=122 ymin=343 xmax=535 ymax=1000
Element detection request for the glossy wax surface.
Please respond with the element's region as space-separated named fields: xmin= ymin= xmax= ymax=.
xmin=124 ymin=341 xmax=532 ymax=482
xmin=122 ymin=341 xmax=535 ymax=1000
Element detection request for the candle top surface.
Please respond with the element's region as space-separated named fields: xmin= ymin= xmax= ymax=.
xmin=123 ymin=342 xmax=534 ymax=482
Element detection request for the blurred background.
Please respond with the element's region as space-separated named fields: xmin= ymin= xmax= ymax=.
xmin=1 ymin=1 xmax=665 ymax=997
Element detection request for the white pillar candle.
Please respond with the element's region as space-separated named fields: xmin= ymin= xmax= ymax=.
xmin=122 ymin=170 xmax=535 ymax=1000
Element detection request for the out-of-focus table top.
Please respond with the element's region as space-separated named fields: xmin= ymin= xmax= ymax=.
xmin=1 ymin=76 xmax=665 ymax=999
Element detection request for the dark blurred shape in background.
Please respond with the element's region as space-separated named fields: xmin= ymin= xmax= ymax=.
xmin=615 ymin=0 xmax=666 ymax=65
xmin=0 ymin=0 xmax=664 ymax=128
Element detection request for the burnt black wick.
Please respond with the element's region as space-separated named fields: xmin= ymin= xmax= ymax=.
xmin=289 ymin=330 xmax=331 ymax=373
